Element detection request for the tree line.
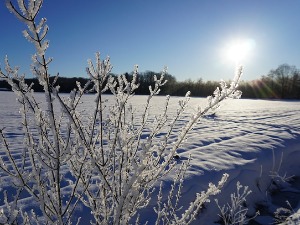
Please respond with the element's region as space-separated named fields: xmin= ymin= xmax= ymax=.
xmin=239 ymin=64 xmax=300 ymax=99
xmin=1 ymin=63 xmax=299 ymax=99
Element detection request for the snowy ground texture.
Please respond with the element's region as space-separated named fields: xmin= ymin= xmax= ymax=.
xmin=1 ymin=91 xmax=300 ymax=224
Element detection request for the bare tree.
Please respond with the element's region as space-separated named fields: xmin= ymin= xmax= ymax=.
xmin=268 ymin=64 xmax=299 ymax=98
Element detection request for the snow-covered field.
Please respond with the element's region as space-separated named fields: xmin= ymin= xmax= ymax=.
xmin=1 ymin=91 xmax=300 ymax=224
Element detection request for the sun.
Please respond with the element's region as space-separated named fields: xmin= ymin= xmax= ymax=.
xmin=223 ymin=38 xmax=256 ymax=64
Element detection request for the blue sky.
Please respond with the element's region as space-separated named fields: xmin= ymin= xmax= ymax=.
xmin=1 ymin=0 xmax=300 ymax=81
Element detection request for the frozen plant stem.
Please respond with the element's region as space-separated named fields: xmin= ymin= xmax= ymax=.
xmin=216 ymin=182 xmax=259 ymax=225
xmin=0 ymin=0 xmax=243 ymax=224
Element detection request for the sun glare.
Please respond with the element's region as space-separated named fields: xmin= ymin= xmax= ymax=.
xmin=223 ymin=38 xmax=256 ymax=64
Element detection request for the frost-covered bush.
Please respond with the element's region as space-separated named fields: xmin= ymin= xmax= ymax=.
xmin=0 ymin=0 xmax=242 ymax=224
xmin=274 ymin=201 xmax=296 ymax=224
xmin=216 ymin=182 xmax=259 ymax=225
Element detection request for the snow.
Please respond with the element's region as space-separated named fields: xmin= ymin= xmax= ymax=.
xmin=1 ymin=91 xmax=300 ymax=224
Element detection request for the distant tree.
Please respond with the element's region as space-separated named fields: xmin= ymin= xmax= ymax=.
xmin=0 ymin=79 xmax=11 ymax=90
xmin=268 ymin=64 xmax=299 ymax=98
xmin=289 ymin=70 xmax=300 ymax=98
xmin=238 ymin=80 xmax=256 ymax=98
xmin=193 ymin=78 xmax=205 ymax=96
xmin=138 ymin=70 xmax=156 ymax=94
xmin=136 ymin=70 xmax=177 ymax=95
xmin=160 ymin=73 xmax=177 ymax=95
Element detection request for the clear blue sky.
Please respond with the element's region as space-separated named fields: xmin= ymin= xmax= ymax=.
xmin=1 ymin=0 xmax=300 ymax=81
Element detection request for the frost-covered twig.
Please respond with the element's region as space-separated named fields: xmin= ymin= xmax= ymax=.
xmin=274 ymin=201 xmax=296 ymax=224
xmin=216 ymin=181 xmax=259 ymax=225
xmin=269 ymin=150 xmax=294 ymax=190
xmin=174 ymin=173 xmax=229 ymax=225
xmin=1 ymin=0 xmax=87 ymax=224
